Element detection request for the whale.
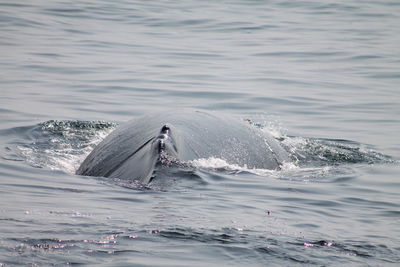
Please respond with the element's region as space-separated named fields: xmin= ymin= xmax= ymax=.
xmin=76 ymin=110 xmax=290 ymax=184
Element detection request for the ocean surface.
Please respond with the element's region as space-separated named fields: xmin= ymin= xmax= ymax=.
xmin=1 ymin=0 xmax=400 ymax=266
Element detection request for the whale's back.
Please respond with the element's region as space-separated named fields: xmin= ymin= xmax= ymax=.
xmin=76 ymin=110 xmax=290 ymax=183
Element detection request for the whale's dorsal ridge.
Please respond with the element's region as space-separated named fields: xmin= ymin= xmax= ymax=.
xmin=161 ymin=124 xmax=170 ymax=133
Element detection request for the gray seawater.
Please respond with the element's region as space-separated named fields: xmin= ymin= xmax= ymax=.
xmin=1 ymin=0 xmax=400 ymax=266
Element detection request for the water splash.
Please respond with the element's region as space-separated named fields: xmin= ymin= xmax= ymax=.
xmin=281 ymin=136 xmax=395 ymax=167
xmin=6 ymin=120 xmax=117 ymax=173
xmin=245 ymin=116 xmax=394 ymax=167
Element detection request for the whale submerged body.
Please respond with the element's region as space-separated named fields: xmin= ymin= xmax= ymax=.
xmin=76 ymin=110 xmax=290 ymax=184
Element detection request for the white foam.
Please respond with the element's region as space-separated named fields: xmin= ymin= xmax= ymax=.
xmin=188 ymin=156 xmax=337 ymax=181
xmin=17 ymin=127 xmax=114 ymax=174
xmin=188 ymin=157 xmax=277 ymax=176
xmin=190 ymin=157 xmax=240 ymax=169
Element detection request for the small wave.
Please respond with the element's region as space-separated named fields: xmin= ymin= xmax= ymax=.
xmin=4 ymin=120 xmax=117 ymax=174
xmin=244 ymin=115 xmax=394 ymax=167
xmin=281 ymin=136 xmax=395 ymax=166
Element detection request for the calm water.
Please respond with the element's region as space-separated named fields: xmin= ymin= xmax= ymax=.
xmin=1 ymin=0 xmax=400 ymax=266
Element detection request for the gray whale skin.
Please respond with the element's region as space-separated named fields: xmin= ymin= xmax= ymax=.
xmin=76 ymin=110 xmax=290 ymax=184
